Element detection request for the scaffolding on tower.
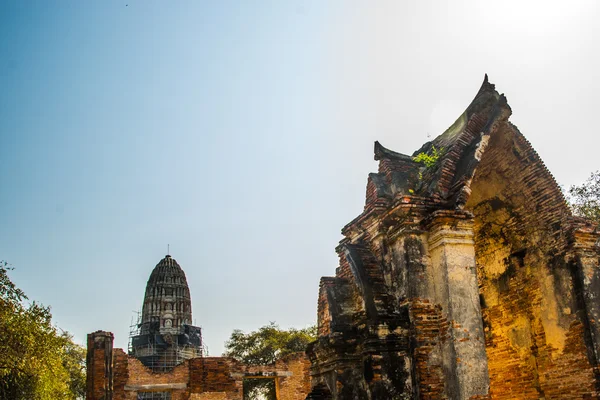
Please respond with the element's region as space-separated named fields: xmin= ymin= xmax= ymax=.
xmin=128 ymin=311 xmax=206 ymax=372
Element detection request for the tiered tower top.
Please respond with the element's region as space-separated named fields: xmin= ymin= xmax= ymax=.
xmin=140 ymin=255 xmax=192 ymax=334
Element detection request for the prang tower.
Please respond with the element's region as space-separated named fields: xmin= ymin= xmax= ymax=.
xmin=129 ymin=254 xmax=203 ymax=370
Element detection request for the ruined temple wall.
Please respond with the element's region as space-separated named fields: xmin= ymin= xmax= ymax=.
xmin=87 ymin=331 xmax=114 ymax=400
xmin=465 ymin=124 xmax=598 ymax=398
xmin=274 ymin=354 xmax=312 ymax=400
xmin=386 ymin=232 xmax=450 ymax=398
xmin=124 ymin=354 xmax=191 ymax=400
xmin=191 ymin=356 xmax=311 ymax=400
xmin=311 ymin=232 xmax=414 ymax=398
xmin=113 ymin=349 xmax=129 ymax=400
xmin=392 ymin=215 xmax=489 ymax=399
xmin=87 ymin=332 xmax=310 ymax=400
xmin=312 ymin=210 xmax=490 ymax=399
xmin=478 ymin=249 xmax=596 ymax=399
xmin=475 ymin=241 xmax=597 ymax=399
xmin=310 ymin=77 xmax=600 ymax=399
xmin=311 ymin=168 xmax=598 ymax=399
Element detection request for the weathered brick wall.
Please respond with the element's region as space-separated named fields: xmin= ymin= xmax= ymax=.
xmin=189 ymin=354 xmax=310 ymax=399
xmin=86 ymin=331 xmax=114 ymax=400
xmin=274 ymin=353 xmax=311 ymax=400
xmin=87 ymin=337 xmax=310 ymax=400
xmin=466 ymin=122 xmax=598 ymax=398
xmin=410 ymin=300 xmax=449 ymax=399
xmin=478 ymin=257 xmax=597 ymax=399
xmin=124 ymin=356 xmax=190 ymax=400
xmin=309 ymin=77 xmax=600 ymax=399
xmin=188 ymin=358 xmax=239 ymax=396
xmin=317 ymin=278 xmax=335 ymax=337
xmin=113 ymin=348 xmax=129 ymax=400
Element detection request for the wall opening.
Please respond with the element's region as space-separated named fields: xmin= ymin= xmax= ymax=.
xmin=137 ymin=392 xmax=171 ymax=400
xmin=243 ymin=377 xmax=277 ymax=400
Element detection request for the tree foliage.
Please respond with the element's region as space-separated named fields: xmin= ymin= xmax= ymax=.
xmin=223 ymin=322 xmax=317 ymax=365
xmin=243 ymin=378 xmax=276 ymax=400
xmin=0 ymin=261 xmax=86 ymax=400
xmin=569 ymin=171 xmax=600 ymax=223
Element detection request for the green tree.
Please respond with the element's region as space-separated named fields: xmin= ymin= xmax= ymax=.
xmin=569 ymin=171 xmax=600 ymax=223
xmin=225 ymin=323 xmax=317 ymax=400
xmin=59 ymin=331 xmax=86 ymax=399
xmin=223 ymin=322 xmax=317 ymax=365
xmin=0 ymin=261 xmax=86 ymax=400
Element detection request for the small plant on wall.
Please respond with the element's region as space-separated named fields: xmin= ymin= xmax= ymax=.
xmin=413 ymin=145 xmax=443 ymax=169
xmin=413 ymin=145 xmax=444 ymax=182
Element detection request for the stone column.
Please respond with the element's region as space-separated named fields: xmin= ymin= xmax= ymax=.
xmin=427 ymin=211 xmax=489 ymax=399
xmin=571 ymin=227 xmax=600 ymax=366
xmin=86 ymin=331 xmax=114 ymax=400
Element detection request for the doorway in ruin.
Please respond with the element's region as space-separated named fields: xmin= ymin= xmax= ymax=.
xmin=243 ymin=377 xmax=278 ymax=400
xmin=137 ymin=392 xmax=171 ymax=400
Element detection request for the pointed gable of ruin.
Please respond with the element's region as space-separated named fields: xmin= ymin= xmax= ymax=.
xmin=368 ymin=75 xmax=567 ymax=212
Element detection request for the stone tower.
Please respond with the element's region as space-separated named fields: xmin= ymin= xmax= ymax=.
xmin=141 ymin=254 xmax=192 ymax=333
xmin=130 ymin=254 xmax=203 ymax=371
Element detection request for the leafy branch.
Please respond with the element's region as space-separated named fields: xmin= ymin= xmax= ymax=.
xmin=568 ymin=171 xmax=600 ymax=223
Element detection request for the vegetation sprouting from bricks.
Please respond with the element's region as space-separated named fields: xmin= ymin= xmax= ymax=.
xmin=412 ymin=145 xmax=443 ymax=169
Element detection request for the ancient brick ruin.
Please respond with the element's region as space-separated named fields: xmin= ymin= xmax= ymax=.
xmin=86 ymin=256 xmax=311 ymax=400
xmin=88 ymin=77 xmax=600 ymax=399
xmin=306 ymin=76 xmax=600 ymax=399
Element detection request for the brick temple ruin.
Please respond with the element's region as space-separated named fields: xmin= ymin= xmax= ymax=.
xmin=305 ymin=76 xmax=600 ymax=399
xmin=89 ymin=76 xmax=600 ymax=399
xmin=86 ymin=255 xmax=311 ymax=400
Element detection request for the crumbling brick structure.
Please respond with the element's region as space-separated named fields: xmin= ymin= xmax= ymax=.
xmin=87 ymin=331 xmax=310 ymax=399
xmin=306 ymin=76 xmax=600 ymax=399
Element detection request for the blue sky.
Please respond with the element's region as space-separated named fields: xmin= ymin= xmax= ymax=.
xmin=2 ymin=0 xmax=600 ymax=355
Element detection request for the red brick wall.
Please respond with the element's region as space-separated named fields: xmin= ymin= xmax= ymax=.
xmin=274 ymin=353 xmax=311 ymax=400
xmin=188 ymin=358 xmax=238 ymax=395
xmin=467 ymin=124 xmax=598 ymax=399
xmin=113 ymin=349 xmax=129 ymax=400
xmin=86 ymin=331 xmax=114 ymax=400
xmin=87 ymin=336 xmax=310 ymax=400
xmin=410 ymin=300 xmax=449 ymax=399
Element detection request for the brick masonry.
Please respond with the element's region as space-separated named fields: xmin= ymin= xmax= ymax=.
xmin=307 ymin=76 xmax=600 ymax=399
xmin=87 ymin=331 xmax=311 ymax=400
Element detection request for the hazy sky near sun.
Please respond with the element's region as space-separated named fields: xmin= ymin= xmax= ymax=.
xmin=1 ymin=0 xmax=600 ymax=355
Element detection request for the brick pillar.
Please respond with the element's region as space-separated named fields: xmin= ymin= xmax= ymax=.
xmin=426 ymin=211 xmax=489 ymax=399
xmin=86 ymin=331 xmax=114 ymax=400
xmin=571 ymin=227 xmax=600 ymax=366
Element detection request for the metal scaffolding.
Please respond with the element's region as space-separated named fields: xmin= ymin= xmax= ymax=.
xmin=128 ymin=311 xmax=206 ymax=372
